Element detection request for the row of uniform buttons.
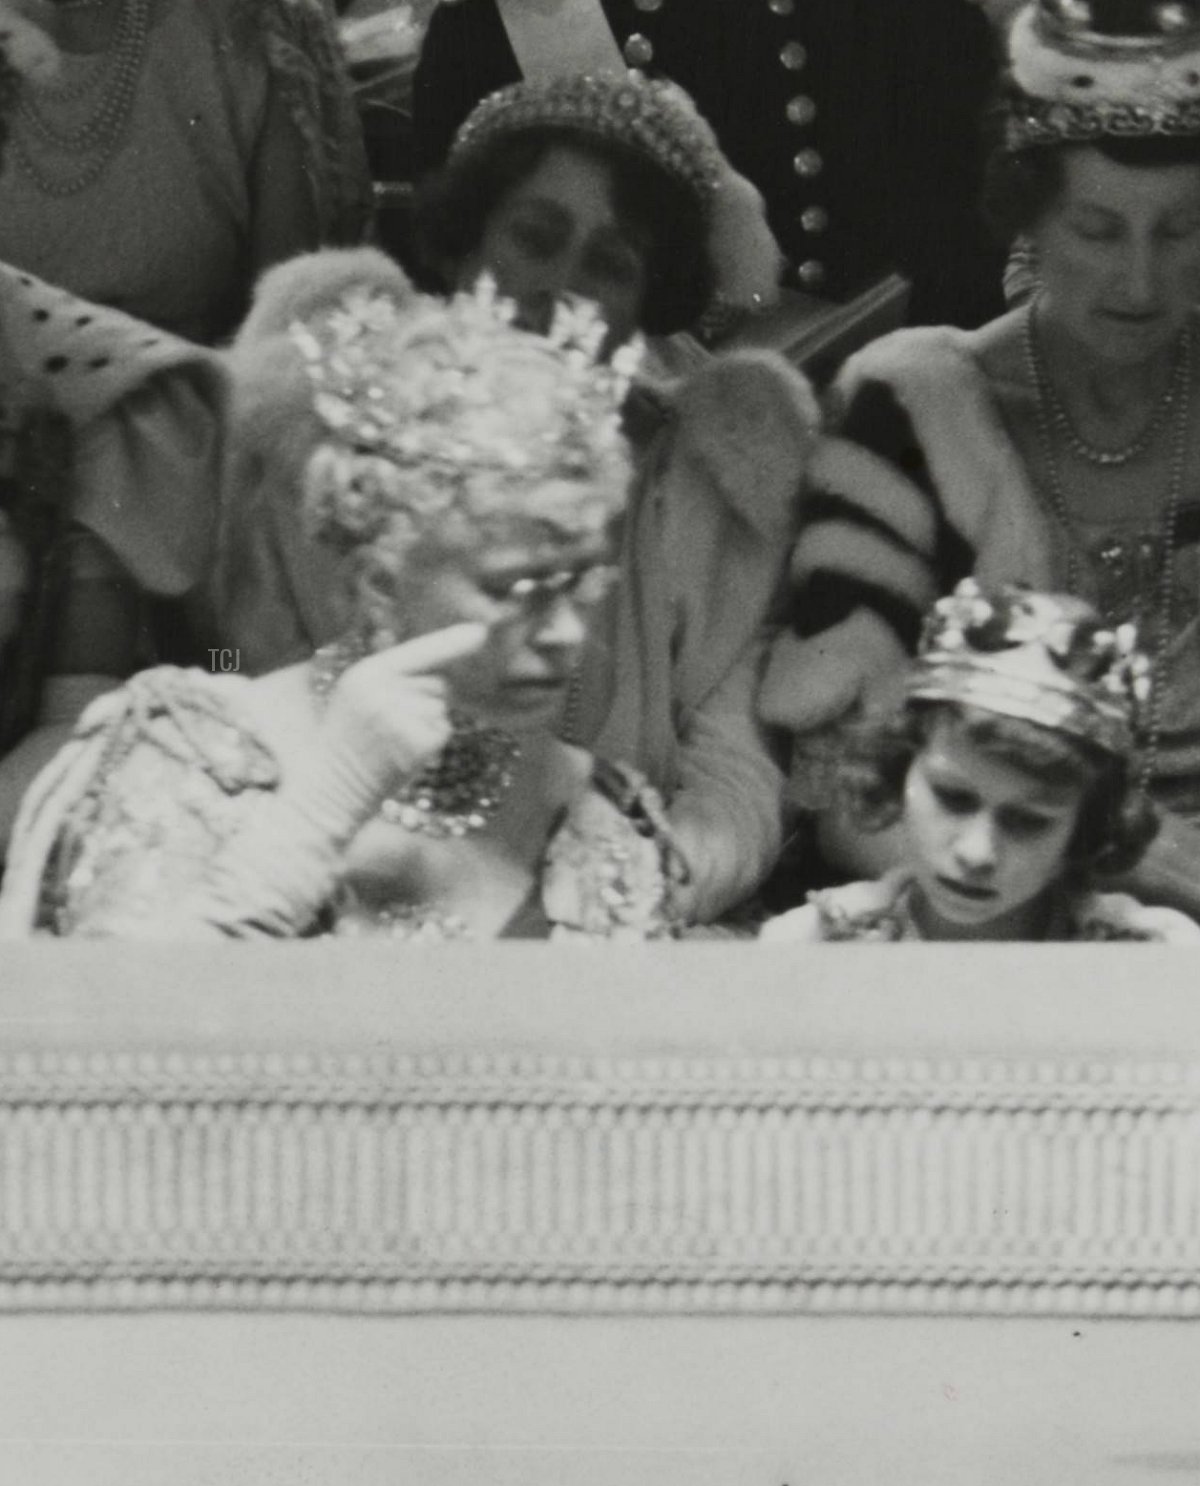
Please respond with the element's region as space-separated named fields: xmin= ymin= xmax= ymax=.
xmin=621 ymin=0 xmax=828 ymax=291
xmin=777 ymin=21 xmax=825 ymax=288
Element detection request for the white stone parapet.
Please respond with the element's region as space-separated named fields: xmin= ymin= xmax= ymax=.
xmin=3 ymin=943 xmax=1200 ymax=1320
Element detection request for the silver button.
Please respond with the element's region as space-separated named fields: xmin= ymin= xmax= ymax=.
xmin=780 ymin=40 xmax=807 ymax=70
xmin=800 ymin=204 xmax=829 ymax=233
xmin=624 ymin=32 xmax=654 ymax=66
xmin=792 ymin=147 xmax=823 ymax=178
xmin=634 ymin=0 xmax=663 ymax=9
xmin=797 ymin=260 xmax=826 ymax=288
xmin=769 ymin=0 xmax=796 ymax=12
xmin=786 ymin=94 xmax=817 ymax=126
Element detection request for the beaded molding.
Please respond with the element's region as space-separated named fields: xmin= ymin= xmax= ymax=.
xmin=3 ymin=1049 xmax=1200 ymax=1316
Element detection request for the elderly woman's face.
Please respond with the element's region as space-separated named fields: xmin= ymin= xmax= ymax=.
xmin=456 ymin=144 xmax=650 ymax=351
xmin=1033 ymin=147 xmax=1200 ymax=365
xmin=395 ymin=513 xmax=620 ymax=732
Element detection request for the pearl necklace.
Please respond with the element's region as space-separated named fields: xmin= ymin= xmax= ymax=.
xmin=1024 ymin=299 xmax=1191 ymax=792
xmin=1025 ymin=299 xmax=1191 ymax=467
xmin=14 ymin=0 xmax=151 ymax=198
xmin=308 ymin=636 xmax=521 ymax=840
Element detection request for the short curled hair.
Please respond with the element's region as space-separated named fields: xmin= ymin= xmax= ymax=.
xmin=839 ymin=700 xmax=1159 ymax=886
xmin=980 ymin=87 xmax=1200 ymax=243
xmin=410 ymin=127 xmax=714 ymax=337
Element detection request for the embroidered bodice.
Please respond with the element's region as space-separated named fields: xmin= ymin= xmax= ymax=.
xmin=0 ymin=667 xmax=676 ymax=940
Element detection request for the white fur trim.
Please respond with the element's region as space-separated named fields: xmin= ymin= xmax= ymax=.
xmin=807 ymin=437 xmax=939 ymax=556
xmin=670 ymin=350 xmax=818 ymax=536
xmin=1009 ymin=4 xmax=1200 ymax=108
xmin=759 ymin=610 xmax=910 ymax=732
xmin=835 ymin=325 xmax=1057 ymax=589
xmin=235 ymin=249 xmax=415 ymax=348
xmin=791 ymin=522 xmax=939 ymax=612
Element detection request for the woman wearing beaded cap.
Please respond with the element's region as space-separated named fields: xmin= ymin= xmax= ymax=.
xmin=761 ymin=0 xmax=1200 ymax=915
xmin=0 ymin=0 xmax=369 ymax=344
xmin=218 ymin=72 xmax=820 ymax=928
xmin=0 ymin=271 xmax=694 ymax=940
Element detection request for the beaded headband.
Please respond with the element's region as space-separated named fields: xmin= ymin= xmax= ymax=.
xmin=293 ymin=275 xmax=638 ymax=559
xmin=450 ymin=71 xmax=782 ymax=315
xmin=906 ymin=579 xmax=1152 ymax=756
xmin=1005 ymin=0 xmax=1200 ymax=147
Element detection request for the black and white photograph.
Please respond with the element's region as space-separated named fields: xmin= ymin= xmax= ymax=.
xmin=2 ymin=0 xmax=1200 ymax=1479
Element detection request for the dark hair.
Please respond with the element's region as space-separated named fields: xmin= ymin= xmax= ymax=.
xmin=840 ymin=700 xmax=1158 ymax=885
xmin=410 ymin=127 xmax=713 ymax=336
xmin=980 ymin=90 xmax=1200 ymax=244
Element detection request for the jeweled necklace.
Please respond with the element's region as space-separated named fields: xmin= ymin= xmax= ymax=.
xmin=1024 ymin=298 xmax=1191 ymax=791
xmin=1025 ymin=299 xmax=1190 ymax=468
xmin=14 ymin=0 xmax=151 ymax=198
xmin=309 ymin=636 xmax=521 ymax=840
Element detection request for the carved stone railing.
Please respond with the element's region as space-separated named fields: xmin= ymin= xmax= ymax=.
xmin=4 ymin=943 xmax=1200 ymax=1321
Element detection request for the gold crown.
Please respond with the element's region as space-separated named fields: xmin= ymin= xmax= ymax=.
xmin=906 ymin=579 xmax=1151 ymax=755
xmin=1005 ymin=0 xmax=1200 ymax=146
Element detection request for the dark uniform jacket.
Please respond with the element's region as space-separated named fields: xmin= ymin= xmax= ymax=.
xmin=412 ymin=0 xmax=1006 ymax=328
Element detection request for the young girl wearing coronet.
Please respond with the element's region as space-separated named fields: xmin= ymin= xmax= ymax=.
xmin=761 ymin=579 xmax=1200 ymax=943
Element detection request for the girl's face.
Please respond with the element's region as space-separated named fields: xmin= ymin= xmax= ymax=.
xmin=902 ymin=713 xmax=1087 ymax=940
xmin=1033 ymin=147 xmax=1200 ymax=367
xmin=389 ymin=515 xmax=620 ymax=733
xmin=457 ymin=144 xmax=651 ymax=352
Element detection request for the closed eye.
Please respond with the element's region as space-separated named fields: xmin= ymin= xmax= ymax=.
xmin=931 ymin=783 xmax=978 ymax=815
xmin=998 ymin=806 xmax=1059 ymax=838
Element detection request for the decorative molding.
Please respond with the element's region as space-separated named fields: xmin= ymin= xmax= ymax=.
xmin=3 ymin=1048 xmax=1200 ymax=1317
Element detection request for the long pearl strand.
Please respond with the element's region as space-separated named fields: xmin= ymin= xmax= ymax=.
xmin=1024 ymin=298 xmax=1191 ymax=794
xmin=14 ymin=0 xmax=152 ymax=198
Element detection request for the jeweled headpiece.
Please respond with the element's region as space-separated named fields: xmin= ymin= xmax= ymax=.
xmin=906 ymin=579 xmax=1152 ymax=756
xmin=1004 ymin=0 xmax=1200 ymax=147
xmin=294 ymin=275 xmax=638 ymax=559
xmin=450 ymin=71 xmax=782 ymax=315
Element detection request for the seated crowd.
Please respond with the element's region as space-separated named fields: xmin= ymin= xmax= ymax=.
xmin=1 ymin=0 xmax=1199 ymax=943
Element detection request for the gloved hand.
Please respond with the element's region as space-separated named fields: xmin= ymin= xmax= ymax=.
xmin=286 ymin=621 xmax=488 ymax=846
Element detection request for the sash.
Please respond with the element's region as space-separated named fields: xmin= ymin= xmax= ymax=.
xmin=495 ymin=0 xmax=625 ymax=77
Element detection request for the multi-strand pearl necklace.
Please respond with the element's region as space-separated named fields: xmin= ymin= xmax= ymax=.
xmin=1025 ymin=299 xmax=1191 ymax=468
xmin=1024 ymin=299 xmax=1192 ymax=791
xmin=14 ymin=0 xmax=151 ymax=198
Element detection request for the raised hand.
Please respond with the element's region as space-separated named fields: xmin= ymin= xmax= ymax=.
xmin=318 ymin=622 xmax=490 ymax=801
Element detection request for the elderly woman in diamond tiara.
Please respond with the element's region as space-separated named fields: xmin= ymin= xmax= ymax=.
xmin=216 ymin=71 xmax=819 ymax=928
xmin=761 ymin=580 xmax=1200 ymax=942
xmin=0 ymin=278 xmax=695 ymax=940
xmin=762 ymin=0 xmax=1200 ymax=920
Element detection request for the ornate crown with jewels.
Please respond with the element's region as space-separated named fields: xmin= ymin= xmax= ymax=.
xmin=906 ymin=578 xmax=1152 ymax=756
xmin=293 ymin=275 xmax=639 ymax=556
xmin=1004 ymin=0 xmax=1200 ymax=148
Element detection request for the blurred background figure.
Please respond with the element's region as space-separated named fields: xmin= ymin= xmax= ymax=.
xmin=406 ymin=0 xmax=1007 ymax=329
xmin=0 ymin=0 xmax=371 ymax=344
xmin=0 ymin=10 xmax=226 ymax=856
